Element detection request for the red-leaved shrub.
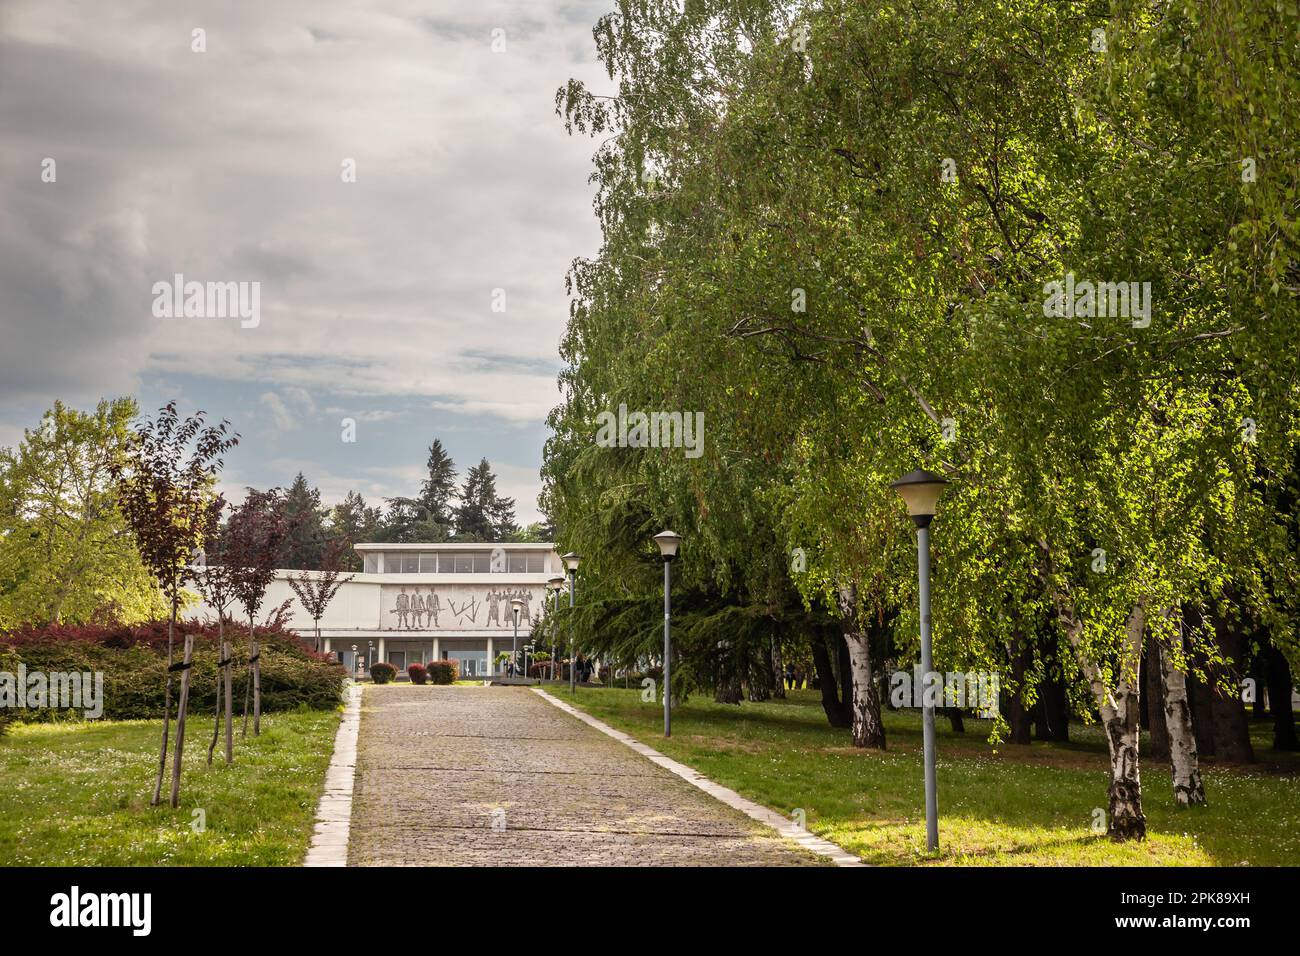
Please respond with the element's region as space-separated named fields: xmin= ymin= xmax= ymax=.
xmin=426 ymin=660 xmax=459 ymax=685
xmin=408 ymin=662 xmax=428 ymax=685
xmin=369 ymin=662 xmax=397 ymax=684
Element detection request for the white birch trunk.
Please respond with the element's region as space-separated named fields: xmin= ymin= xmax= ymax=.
xmin=1055 ymin=592 xmax=1147 ymax=840
xmin=1158 ymin=632 xmax=1206 ymax=806
xmin=845 ymin=631 xmax=885 ymax=749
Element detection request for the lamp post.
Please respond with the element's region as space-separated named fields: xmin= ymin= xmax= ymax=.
xmin=510 ymin=597 xmax=524 ymax=679
xmin=653 ymin=530 xmax=681 ymax=737
xmin=889 ymin=468 xmax=949 ymax=853
xmin=563 ymin=553 xmax=581 ymax=692
xmin=351 ymin=644 xmax=358 ymax=678
xmin=547 ymin=575 xmax=566 ymax=683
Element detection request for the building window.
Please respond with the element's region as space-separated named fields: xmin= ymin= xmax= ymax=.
xmin=363 ymin=553 xmax=378 ymax=574
xmin=527 ymin=553 xmax=544 ymax=572
xmin=419 ymin=553 xmax=438 ymax=573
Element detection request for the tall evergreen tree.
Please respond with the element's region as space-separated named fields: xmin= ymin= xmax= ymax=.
xmin=326 ymin=491 xmax=381 ymax=569
xmin=280 ymin=473 xmax=326 ymax=569
xmin=420 ymin=439 xmax=458 ymax=526
xmin=453 ymin=458 xmax=515 ymax=541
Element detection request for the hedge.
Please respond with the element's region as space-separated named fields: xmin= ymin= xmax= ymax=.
xmin=407 ymin=662 xmax=428 ymax=685
xmin=369 ymin=662 xmax=397 ymax=684
xmin=0 ymin=621 xmax=346 ymax=725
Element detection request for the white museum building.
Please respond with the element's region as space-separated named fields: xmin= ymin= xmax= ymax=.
xmin=192 ymin=542 xmax=566 ymax=678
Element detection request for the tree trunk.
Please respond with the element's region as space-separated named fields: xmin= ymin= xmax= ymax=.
xmin=151 ymin=593 xmax=177 ymax=807
xmin=836 ymin=632 xmax=852 ymax=724
xmin=253 ymin=634 xmax=262 ymax=736
xmin=208 ymin=617 xmax=224 ymax=766
xmin=242 ymin=617 xmax=253 ymax=738
xmin=1005 ymin=637 xmax=1032 ymax=745
xmin=945 ymin=708 xmax=965 ymax=734
xmin=1056 ymin=594 xmax=1146 ymax=840
xmin=1157 ymin=635 xmax=1206 ymax=806
xmin=1187 ymin=668 xmax=1216 ymax=756
xmin=811 ymin=631 xmax=849 ymax=728
xmin=844 ymin=631 xmax=886 ymax=749
xmin=1034 ymin=629 xmax=1071 ymax=742
xmin=770 ymin=634 xmax=785 ymax=700
xmin=1267 ymin=645 xmax=1299 ymax=751
xmin=1209 ymin=622 xmax=1254 ymax=763
xmin=169 ymin=633 xmax=194 ymax=807
xmin=223 ymin=639 xmax=233 ymax=763
xmin=1144 ymin=638 xmax=1169 ymax=761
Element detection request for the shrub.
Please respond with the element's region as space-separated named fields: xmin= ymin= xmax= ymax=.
xmin=0 ymin=621 xmax=346 ymax=724
xmin=369 ymin=662 xmax=397 ymax=684
xmin=407 ymin=662 xmax=428 ymax=685
xmin=426 ymin=660 xmax=459 ymax=685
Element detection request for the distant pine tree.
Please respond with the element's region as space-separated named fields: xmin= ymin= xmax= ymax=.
xmin=420 ymin=439 xmax=458 ymax=526
xmin=280 ymin=473 xmax=326 ymax=569
xmin=453 ymin=458 xmax=515 ymax=540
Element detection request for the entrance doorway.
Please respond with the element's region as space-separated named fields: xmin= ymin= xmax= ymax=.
xmin=447 ymin=650 xmax=488 ymax=678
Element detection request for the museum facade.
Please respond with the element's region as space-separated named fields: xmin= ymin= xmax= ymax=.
xmin=192 ymin=542 xmax=564 ymax=678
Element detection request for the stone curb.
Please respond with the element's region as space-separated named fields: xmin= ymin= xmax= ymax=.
xmin=533 ymin=688 xmax=864 ymax=867
xmin=303 ymin=682 xmax=362 ymax=866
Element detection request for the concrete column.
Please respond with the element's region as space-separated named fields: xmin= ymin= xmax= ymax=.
xmin=432 ymin=637 xmax=441 ymax=661
xmin=486 ymin=637 xmax=494 ymax=676
xmin=323 ymin=638 xmax=332 ymax=655
xmin=378 ymin=637 xmax=386 ymax=664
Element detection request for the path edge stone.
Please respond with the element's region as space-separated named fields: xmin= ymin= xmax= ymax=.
xmin=534 ymin=688 xmax=864 ymax=867
xmin=303 ymin=681 xmax=362 ymax=867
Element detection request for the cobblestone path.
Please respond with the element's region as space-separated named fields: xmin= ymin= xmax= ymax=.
xmin=347 ymin=684 xmax=818 ymax=866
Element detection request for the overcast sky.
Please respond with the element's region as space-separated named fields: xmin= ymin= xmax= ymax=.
xmin=0 ymin=0 xmax=611 ymax=525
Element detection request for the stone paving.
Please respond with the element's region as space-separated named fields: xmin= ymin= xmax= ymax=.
xmin=347 ymin=684 xmax=819 ymax=866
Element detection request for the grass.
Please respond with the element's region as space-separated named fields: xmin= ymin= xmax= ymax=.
xmin=0 ymin=705 xmax=341 ymax=865
xmin=548 ymin=686 xmax=1300 ymax=866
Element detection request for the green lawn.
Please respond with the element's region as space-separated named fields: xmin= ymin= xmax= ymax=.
xmin=0 ymin=706 xmax=340 ymax=865
xmin=548 ymin=686 xmax=1300 ymax=866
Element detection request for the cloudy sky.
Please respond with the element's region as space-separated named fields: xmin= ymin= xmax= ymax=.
xmin=0 ymin=0 xmax=612 ymax=524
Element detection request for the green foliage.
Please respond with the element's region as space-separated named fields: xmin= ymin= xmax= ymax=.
xmin=453 ymin=458 xmax=517 ymax=541
xmin=546 ymin=0 xmax=1300 ymax=699
xmin=0 ymin=399 xmax=161 ymax=628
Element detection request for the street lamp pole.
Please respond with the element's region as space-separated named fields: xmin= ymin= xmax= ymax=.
xmin=510 ymin=598 xmax=523 ymax=680
xmin=653 ymin=531 xmax=681 ymax=737
xmin=547 ymin=575 xmax=566 ymax=684
xmin=890 ymin=468 xmax=949 ymax=853
xmin=563 ymin=553 xmax=581 ymax=692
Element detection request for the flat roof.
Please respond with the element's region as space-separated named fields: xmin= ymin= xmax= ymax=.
xmin=353 ymin=542 xmax=556 ymax=551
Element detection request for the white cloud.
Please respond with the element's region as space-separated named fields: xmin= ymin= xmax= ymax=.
xmin=0 ymin=0 xmax=607 ymax=516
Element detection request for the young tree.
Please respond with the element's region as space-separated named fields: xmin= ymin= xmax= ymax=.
xmin=110 ymin=402 xmax=237 ymax=806
xmin=286 ymin=540 xmax=355 ymax=653
xmin=225 ymin=488 xmax=289 ymax=738
xmin=190 ymin=495 xmax=237 ymax=765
